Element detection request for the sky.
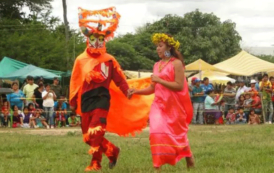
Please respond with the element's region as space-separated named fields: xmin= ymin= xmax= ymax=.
xmin=51 ymin=0 xmax=274 ymax=48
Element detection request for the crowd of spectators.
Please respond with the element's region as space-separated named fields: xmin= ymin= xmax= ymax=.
xmin=189 ymin=74 xmax=274 ymax=125
xmin=0 ymin=76 xmax=80 ymax=128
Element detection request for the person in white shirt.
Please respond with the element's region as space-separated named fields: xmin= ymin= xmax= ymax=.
xmin=42 ymin=84 xmax=56 ymax=128
xmin=235 ymin=80 xmax=248 ymax=101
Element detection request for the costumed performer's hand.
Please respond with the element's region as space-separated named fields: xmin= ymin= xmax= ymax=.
xmin=127 ymin=88 xmax=136 ymax=99
xmin=151 ymin=74 xmax=162 ymax=83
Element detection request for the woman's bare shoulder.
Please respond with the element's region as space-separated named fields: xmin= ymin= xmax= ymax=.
xmin=172 ymin=58 xmax=183 ymax=68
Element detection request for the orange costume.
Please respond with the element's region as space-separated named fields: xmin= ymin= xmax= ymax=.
xmin=69 ymin=7 xmax=152 ymax=171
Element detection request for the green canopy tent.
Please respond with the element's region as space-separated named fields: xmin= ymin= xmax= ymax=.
xmin=0 ymin=57 xmax=28 ymax=77
xmin=1 ymin=64 xmax=61 ymax=82
xmin=0 ymin=57 xmax=66 ymax=77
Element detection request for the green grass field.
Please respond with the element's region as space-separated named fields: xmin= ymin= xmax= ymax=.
xmin=0 ymin=125 xmax=274 ymax=173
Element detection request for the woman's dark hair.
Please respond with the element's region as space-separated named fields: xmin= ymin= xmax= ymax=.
xmin=257 ymin=74 xmax=262 ymax=81
xmin=262 ymin=73 xmax=268 ymax=78
xmin=28 ymin=103 xmax=34 ymax=110
xmin=205 ymin=90 xmax=214 ymax=95
xmin=170 ymin=48 xmax=185 ymax=66
xmin=11 ymin=82 xmax=18 ymax=86
xmin=35 ymin=83 xmax=44 ymax=92
xmin=12 ymin=105 xmax=18 ymax=111
xmin=239 ymin=95 xmax=245 ymax=100
xmin=45 ymin=83 xmax=51 ymax=87
xmin=227 ymin=81 xmax=233 ymax=86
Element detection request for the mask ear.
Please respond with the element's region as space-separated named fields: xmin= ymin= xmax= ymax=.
xmin=81 ymin=26 xmax=92 ymax=37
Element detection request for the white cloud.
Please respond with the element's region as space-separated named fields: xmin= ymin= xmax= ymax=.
xmin=51 ymin=0 xmax=274 ymax=47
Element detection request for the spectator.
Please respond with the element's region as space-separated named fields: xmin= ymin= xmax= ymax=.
xmin=236 ymin=95 xmax=245 ymax=110
xmin=201 ymin=77 xmax=214 ymax=101
xmin=235 ymin=79 xmax=248 ymax=101
xmin=12 ymin=105 xmax=21 ymax=128
xmin=223 ymin=81 xmax=236 ymax=117
xmin=270 ymin=76 xmax=274 ymax=113
xmin=192 ymin=79 xmax=204 ymax=124
xmin=249 ymin=79 xmax=258 ymax=93
xmin=42 ymin=84 xmax=56 ymax=128
xmin=251 ymin=94 xmax=262 ymax=115
xmin=235 ymin=81 xmax=240 ymax=92
xmin=255 ymin=74 xmax=262 ymax=91
xmin=23 ymin=76 xmax=38 ymax=106
xmin=1 ymin=109 xmax=10 ymax=127
xmin=259 ymin=74 xmax=273 ymax=124
xmin=226 ymin=107 xmax=236 ymax=124
xmin=33 ymin=83 xmax=44 ymax=110
xmin=6 ymin=82 xmax=25 ymax=110
xmin=55 ymin=107 xmax=66 ymax=127
xmin=68 ymin=113 xmax=80 ymax=127
xmin=51 ymin=77 xmax=62 ymax=100
xmin=204 ymin=90 xmax=222 ymax=124
xmin=20 ymin=107 xmax=31 ymax=128
xmin=54 ymin=95 xmax=68 ymax=125
xmin=236 ymin=107 xmax=247 ymax=124
xmin=1 ymin=100 xmax=9 ymax=112
xmin=31 ymin=109 xmax=49 ymax=129
xmin=243 ymin=93 xmax=253 ymax=121
xmin=248 ymin=109 xmax=260 ymax=125
xmin=188 ymin=77 xmax=197 ymax=102
xmin=28 ymin=103 xmax=35 ymax=115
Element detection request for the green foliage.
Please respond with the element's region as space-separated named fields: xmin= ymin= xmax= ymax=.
xmin=0 ymin=2 xmax=242 ymax=72
xmin=0 ymin=0 xmax=85 ymax=71
xmin=108 ymin=9 xmax=242 ymax=66
xmin=257 ymin=54 xmax=274 ymax=63
xmin=0 ymin=0 xmax=52 ymax=19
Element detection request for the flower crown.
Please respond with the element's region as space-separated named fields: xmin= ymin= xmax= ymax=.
xmin=152 ymin=33 xmax=180 ymax=50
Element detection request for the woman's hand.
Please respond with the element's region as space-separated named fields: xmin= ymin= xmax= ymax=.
xmin=151 ymin=74 xmax=162 ymax=83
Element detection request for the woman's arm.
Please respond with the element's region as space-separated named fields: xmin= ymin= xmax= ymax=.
xmin=131 ymin=84 xmax=155 ymax=96
xmin=156 ymin=59 xmax=184 ymax=91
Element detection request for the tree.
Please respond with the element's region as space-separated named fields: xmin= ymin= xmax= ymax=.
xmin=106 ymin=40 xmax=154 ymax=70
xmin=110 ymin=9 xmax=242 ymax=65
xmin=0 ymin=0 xmax=52 ymax=19
xmin=62 ymin=0 xmax=70 ymax=69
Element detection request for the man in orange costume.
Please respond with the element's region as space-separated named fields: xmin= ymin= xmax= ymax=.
xmin=69 ymin=7 xmax=129 ymax=171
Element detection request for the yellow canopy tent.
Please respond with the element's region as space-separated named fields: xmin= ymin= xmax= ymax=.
xmin=185 ymin=59 xmax=229 ymax=73
xmin=214 ymin=50 xmax=274 ymax=76
xmin=191 ymin=71 xmax=236 ymax=84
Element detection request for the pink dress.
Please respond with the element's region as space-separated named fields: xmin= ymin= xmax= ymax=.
xmin=150 ymin=58 xmax=193 ymax=167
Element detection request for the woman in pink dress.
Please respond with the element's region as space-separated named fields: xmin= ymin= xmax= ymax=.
xmin=128 ymin=33 xmax=194 ymax=171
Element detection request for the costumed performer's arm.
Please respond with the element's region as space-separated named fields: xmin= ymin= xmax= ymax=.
xmin=112 ymin=65 xmax=129 ymax=97
xmin=152 ymin=59 xmax=184 ymax=91
xmin=69 ymin=58 xmax=80 ymax=111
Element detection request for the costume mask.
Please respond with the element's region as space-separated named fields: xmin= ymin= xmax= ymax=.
xmin=78 ymin=7 xmax=120 ymax=54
